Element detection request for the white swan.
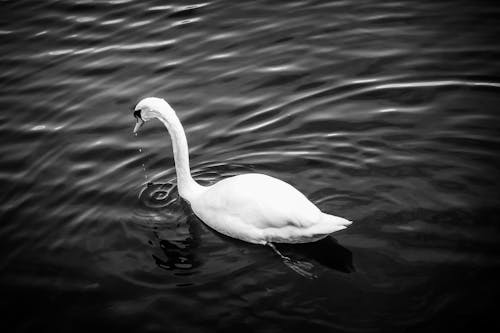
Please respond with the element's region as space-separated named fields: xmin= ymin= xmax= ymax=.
xmin=133 ymin=97 xmax=352 ymax=246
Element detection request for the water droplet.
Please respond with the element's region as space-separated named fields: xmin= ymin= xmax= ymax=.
xmin=137 ymin=146 xmax=148 ymax=182
xmin=142 ymin=162 xmax=148 ymax=181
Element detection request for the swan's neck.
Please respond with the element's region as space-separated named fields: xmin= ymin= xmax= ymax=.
xmin=156 ymin=107 xmax=203 ymax=202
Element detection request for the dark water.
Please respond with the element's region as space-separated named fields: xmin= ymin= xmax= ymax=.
xmin=2 ymin=0 xmax=500 ymax=332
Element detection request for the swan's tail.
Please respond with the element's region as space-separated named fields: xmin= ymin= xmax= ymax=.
xmin=318 ymin=213 xmax=352 ymax=233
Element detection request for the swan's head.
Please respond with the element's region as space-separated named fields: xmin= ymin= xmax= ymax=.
xmin=133 ymin=97 xmax=173 ymax=133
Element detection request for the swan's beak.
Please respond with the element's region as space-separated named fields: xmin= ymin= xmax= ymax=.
xmin=133 ymin=110 xmax=144 ymax=133
xmin=133 ymin=118 xmax=144 ymax=133
xmin=133 ymin=119 xmax=144 ymax=133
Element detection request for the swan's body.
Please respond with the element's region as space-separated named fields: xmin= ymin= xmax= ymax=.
xmin=133 ymin=97 xmax=352 ymax=245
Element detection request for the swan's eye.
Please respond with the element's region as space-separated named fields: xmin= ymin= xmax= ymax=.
xmin=133 ymin=110 xmax=142 ymax=120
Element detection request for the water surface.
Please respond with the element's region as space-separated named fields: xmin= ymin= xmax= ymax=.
xmin=1 ymin=0 xmax=500 ymax=332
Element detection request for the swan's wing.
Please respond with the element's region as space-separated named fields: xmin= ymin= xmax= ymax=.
xmin=195 ymin=174 xmax=322 ymax=229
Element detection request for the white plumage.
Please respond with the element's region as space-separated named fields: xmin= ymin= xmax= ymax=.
xmin=133 ymin=97 xmax=352 ymax=245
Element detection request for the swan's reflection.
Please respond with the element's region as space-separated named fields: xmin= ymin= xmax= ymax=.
xmin=136 ymin=182 xmax=203 ymax=274
xmin=152 ymin=234 xmax=201 ymax=274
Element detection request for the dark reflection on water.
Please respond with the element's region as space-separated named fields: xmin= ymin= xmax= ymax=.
xmin=278 ymin=237 xmax=355 ymax=274
xmin=2 ymin=0 xmax=500 ymax=331
xmin=138 ymin=183 xmax=203 ymax=275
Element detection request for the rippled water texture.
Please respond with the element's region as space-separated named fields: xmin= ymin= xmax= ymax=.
xmin=2 ymin=0 xmax=500 ymax=332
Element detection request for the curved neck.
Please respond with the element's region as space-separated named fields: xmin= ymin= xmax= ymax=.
xmin=155 ymin=106 xmax=203 ymax=201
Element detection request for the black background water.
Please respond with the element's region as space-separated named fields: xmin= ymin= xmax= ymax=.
xmin=1 ymin=0 xmax=500 ymax=332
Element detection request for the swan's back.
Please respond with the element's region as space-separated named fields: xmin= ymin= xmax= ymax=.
xmin=190 ymin=174 xmax=350 ymax=244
